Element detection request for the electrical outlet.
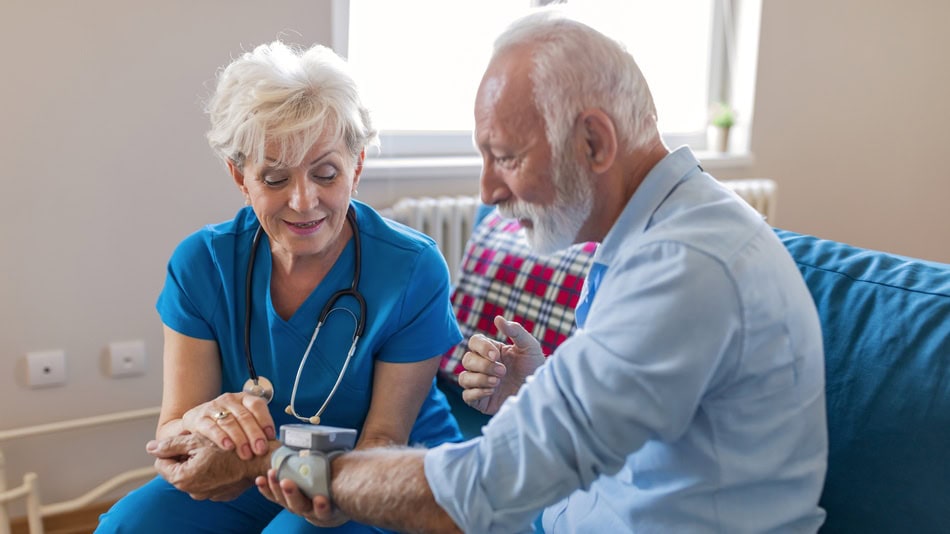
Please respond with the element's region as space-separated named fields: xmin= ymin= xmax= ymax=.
xmin=26 ymin=350 xmax=67 ymax=387
xmin=107 ymin=340 xmax=146 ymax=377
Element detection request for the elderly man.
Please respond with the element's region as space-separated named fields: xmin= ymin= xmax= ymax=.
xmin=150 ymin=10 xmax=828 ymax=533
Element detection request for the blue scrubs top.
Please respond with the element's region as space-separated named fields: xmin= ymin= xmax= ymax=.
xmin=157 ymin=200 xmax=462 ymax=445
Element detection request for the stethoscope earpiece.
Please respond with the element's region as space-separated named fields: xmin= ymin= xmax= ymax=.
xmin=283 ymin=405 xmax=321 ymax=424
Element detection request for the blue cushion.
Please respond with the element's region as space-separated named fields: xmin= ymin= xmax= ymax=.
xmin=775 ymin=229 xmax=950 ymax=533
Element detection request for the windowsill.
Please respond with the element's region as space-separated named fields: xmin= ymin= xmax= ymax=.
xmin=694 ymin=150 xmax=756 ymax=170
xmin=362 ymin=155 xmax=483 ymax=181
xmin=361 ymin=151 xmax=755 ymax=181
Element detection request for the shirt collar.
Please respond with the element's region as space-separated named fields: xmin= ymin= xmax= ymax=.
xmin=592 ymin=145 xmax=703 ymax=266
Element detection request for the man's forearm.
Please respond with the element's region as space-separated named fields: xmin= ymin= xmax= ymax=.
xmin=331 ymin=448 xmax=461 ymax=534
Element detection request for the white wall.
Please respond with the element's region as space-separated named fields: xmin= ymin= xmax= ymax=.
xmin=715 ymin=0 xmax=950 ymax=263
xmin=0 ymin=0 xmax=334 ymax=516
xmin=1 ymin=0 xmax=948 ymax=520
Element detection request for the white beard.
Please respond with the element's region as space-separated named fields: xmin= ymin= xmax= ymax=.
xmin=499 ymin=149 xmax=593 ymax=255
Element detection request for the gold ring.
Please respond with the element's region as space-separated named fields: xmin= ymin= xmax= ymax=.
xmin=212 ymin=410 xmax=231 ymax=421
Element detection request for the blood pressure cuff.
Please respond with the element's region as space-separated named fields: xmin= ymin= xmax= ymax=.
xmin=272 ymin=446 xmax=345 ymax=500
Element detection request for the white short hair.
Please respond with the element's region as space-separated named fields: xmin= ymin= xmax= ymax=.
xmin=206 ymin=41 xmax=377 ymax=169
xmin=493 ymin=10 xmax=658 ymax=154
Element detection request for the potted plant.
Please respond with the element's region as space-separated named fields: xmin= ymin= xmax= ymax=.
xmin=708 ymin=102 xmax=735 ymax=152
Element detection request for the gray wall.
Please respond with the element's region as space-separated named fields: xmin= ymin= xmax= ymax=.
xmin=1 ymin=0 xmax=947 ymax=518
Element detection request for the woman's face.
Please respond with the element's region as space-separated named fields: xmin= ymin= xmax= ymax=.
xmin=230 ymin=137 xmax=362 ymax=267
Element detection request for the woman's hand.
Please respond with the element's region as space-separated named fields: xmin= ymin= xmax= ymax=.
xmin=157 ymin=327 xmax=273 ymax=461
xmin=458 ymin=315 xmax=545 ymax=415
xmin=180 ymin=392 xmax=275 ymax=461
xmin=255 ymin=469 xmax=350 ymax=528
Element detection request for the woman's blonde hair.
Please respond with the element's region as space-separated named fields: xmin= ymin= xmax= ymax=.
xmin=206 ymin=41 xmax=377 ymax=170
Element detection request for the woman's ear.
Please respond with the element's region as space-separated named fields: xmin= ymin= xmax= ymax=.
xmin=351 ymin=149 xmax=366 ymax=195
xmin=576 ymin=109 xmax=618 ymax=174
xmin=227 ymin=160 xmax=249 ymax=198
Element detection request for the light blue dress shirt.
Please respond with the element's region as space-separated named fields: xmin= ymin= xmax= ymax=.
xmin=425 ymin=147 xmax=828 ymax=533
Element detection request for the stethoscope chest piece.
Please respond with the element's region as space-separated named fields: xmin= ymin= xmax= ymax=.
xmin=243 ymin=376 xmax=275 ymax=403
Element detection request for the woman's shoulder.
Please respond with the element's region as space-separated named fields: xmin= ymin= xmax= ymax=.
xmin=351 ymin=201 xmax=452 ymax=285
xmin=170 ymin=207 xmax=257 ymax=265
xmin=352 ymin=200 xmax=438 ymax=256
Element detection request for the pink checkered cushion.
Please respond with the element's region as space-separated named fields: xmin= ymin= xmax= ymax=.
xmin=439 ymin=210 xmax=597 ymax=386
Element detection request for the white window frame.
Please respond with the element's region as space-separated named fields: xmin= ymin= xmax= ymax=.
xmin=332 ymin=0 xmax=759 ymax=177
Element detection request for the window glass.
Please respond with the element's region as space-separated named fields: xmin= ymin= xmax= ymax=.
xmin=346 ymin=0 xmax=717 ymax=155
xmin=567 ymin=0 xmax=714 ymax=135
xmin=347 ymin=0 xmax=532 ymax=135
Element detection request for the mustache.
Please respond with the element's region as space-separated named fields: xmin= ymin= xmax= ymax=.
xmin=498 ymin=201 xmax=539 ymax=222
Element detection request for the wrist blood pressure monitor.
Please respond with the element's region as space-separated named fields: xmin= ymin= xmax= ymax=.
xmin=272 ymin=424 xmax=357 ymax=499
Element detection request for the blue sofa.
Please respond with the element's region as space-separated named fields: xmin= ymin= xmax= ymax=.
xmin=437 ymin=224 xmax=950 ymax=533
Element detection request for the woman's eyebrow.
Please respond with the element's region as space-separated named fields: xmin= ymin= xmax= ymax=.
xmin=262 ymin=150 xmax=334 ymax=167
xmin=308 ymin=151 xmax=334 ymax=166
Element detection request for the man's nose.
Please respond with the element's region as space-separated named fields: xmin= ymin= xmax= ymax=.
xmin=479 ymin=164 xmax=509 ymax=206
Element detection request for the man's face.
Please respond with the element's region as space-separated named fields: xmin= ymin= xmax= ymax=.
xmin=474 ymin=50 xmax=593 ymax=255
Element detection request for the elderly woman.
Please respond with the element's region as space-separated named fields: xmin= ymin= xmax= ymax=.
xmin=96 ymin=41 xmax=463 ymax=533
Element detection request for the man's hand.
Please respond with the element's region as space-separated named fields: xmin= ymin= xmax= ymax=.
xmin=458 ymin=315 xmax=545 ymax=414
xmin=262 ymin=448 xmax=461 ymax=533
xmin=147 ymin=433 xmax=273 ymax=501
xmin=255 ymin=467 xmax=350 ymax=528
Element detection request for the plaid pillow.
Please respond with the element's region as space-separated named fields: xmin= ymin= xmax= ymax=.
xmin=439 ymin=210 xmax=597 ymax=386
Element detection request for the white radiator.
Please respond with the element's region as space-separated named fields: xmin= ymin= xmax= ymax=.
xmin=382 ymin=179 xmax=777 ymax=282
xmin=722 ymin=178 xmax=778 ymax=224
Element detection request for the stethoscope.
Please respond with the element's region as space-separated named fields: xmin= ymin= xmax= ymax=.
xmin=241 ymin=206 xmax=366 ymax=424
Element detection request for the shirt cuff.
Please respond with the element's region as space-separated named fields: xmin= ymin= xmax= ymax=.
xmin=424 ymin=437 xmax=538 ymax=534
xmin=424 ymin=440 xmax=481 ymax=532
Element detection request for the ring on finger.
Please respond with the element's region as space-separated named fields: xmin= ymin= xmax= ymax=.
xmin=212 ymin=410 xmax=232 ymax=422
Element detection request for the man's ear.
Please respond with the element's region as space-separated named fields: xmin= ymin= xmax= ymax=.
xmin=576 ymin=109 xmax=618 ymax=174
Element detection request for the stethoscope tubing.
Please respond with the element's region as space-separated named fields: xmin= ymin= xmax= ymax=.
xmin=243 ymin=205 xmax=365 ymax=422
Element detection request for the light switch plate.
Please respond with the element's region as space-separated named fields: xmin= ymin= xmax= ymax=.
xmin=107 ymin=340 xmax=147 ymax=377
xmin=26 ymin=350 xmax=67 ymax=387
